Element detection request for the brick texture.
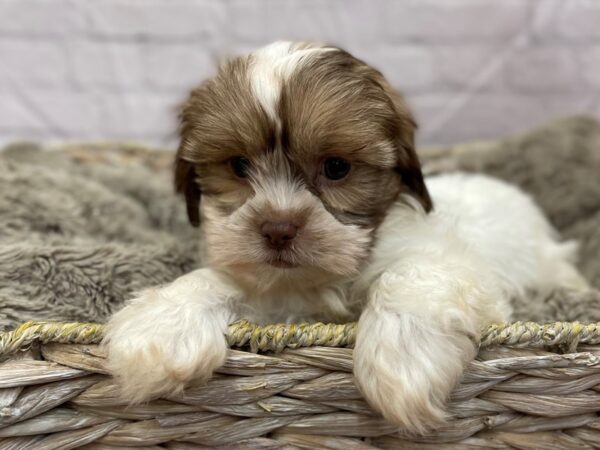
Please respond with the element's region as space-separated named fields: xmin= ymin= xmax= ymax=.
xmin=0 ymin=0 xmax=599 ymax=147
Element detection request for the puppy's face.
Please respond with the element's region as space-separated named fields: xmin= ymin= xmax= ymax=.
xmin=176 ymin=42 xmax=431 ymax=291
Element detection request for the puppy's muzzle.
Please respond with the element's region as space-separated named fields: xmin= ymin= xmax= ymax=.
xmin=261 ymin=221 xmax=298 ymax=250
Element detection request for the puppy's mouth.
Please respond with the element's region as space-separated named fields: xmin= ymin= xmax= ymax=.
xmin=265 ymin=252 xmax=300 ymax=269
xmin=268 ymin=260 xmax=298 ymax=269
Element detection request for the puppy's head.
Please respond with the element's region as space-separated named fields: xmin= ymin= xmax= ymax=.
xmin=176 ymin=42 xmax=431 ymax=290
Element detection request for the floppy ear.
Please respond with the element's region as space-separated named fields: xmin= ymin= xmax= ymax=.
xmin=175 ymin=83 xmax=206 ymax=228
xmin=393 ymin=113 xmax=433 ymax=213
xmin=382 ymin=82 xmax=433 ymax=213
xmin=335 ymin=45 xmax=433 ymax=213
xmin=174 ymin=155 xmax=201 ymax=227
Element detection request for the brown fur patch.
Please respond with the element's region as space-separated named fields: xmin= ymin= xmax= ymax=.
xmin=277 ymin=48 xmax=431 ymax=228
xmin=175 ymin=56 xmax=276 ymax=223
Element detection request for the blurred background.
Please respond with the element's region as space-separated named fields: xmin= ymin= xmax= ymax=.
xmin=1 ymin=0 xmax=599 ymax=148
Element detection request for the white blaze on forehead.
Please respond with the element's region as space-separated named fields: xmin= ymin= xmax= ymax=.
xmin=249 ymin=41 xmax=333 ymax=123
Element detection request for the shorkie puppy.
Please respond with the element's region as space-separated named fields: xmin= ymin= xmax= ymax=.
xmin=106 ymin=41 xmax=588 ymax=431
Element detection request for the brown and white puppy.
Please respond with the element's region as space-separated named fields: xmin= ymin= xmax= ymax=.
xmin=105 ymin=41 xmax=588 ymax=432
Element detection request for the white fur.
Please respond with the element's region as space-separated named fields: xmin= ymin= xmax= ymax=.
xmin=353 ymin=173 xmax=587 ymax=431
xmin=104 ymin=269 xmax=240 ymax=402
xmin=105 ymin=172 xmax=587 ymax=430
xmin=249 ymin=41 xmax=332 ymax=123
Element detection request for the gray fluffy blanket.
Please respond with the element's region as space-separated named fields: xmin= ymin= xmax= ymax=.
xmin=1 ymin=116 xmax=599 ymax=331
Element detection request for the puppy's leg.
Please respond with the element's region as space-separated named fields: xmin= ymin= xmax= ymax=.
xmin=353 ymin=257 xmax=509 ymax=432
xmin=104 ymin=268 xmax=240 ymax=403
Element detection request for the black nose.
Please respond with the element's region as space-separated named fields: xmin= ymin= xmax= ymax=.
xmin=261 ymin=221 xmax=298 ymax=249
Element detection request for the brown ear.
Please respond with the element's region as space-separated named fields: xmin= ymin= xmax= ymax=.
xmin=394 ymin=118 xmax=433 ymax=213
xmin=381 ymin=81 xmax=433 ymax=212
xmin=334 ymin=46 xmax=433 ymax=213
xmin=174 ymin=156 xmax=201 ymax=227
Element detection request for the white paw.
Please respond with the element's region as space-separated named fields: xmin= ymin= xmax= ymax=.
xmin=353 ymin=309 xmax=475 ymax=433
xmin=104 ymin=287 xmax=229 ymax=403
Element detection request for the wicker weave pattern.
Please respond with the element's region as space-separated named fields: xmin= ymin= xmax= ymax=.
xmin=2 ymin=321 xmax=600 ymax=449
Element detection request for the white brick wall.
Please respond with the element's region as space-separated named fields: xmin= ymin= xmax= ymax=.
xmin=1 ymin=0 xmax=599 ymax=148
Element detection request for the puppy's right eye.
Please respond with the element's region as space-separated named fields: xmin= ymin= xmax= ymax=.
xmin=230 ymin=156 xmax=250 ymax=178
xmin=323 ymin=157 xmax=351 ymax=181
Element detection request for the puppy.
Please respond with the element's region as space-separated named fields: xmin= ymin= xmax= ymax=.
xmin=105 ymin=41 xmax=588 ymax=432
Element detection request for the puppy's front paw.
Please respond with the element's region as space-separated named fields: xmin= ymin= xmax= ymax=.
xmin=104 ymin=288 xmax=229 ymax=403
xmin=353 ymin=310 xmax=475 ymax=433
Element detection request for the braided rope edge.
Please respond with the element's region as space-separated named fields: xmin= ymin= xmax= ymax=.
xmin=1 ymin=320 xmax=600 ymax=357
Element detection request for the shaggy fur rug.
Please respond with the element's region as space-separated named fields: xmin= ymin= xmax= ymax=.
xmin=1 ymin=116 xmax=599 ymax=331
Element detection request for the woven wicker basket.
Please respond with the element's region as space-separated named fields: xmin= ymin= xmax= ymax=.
xmin=2 ymin=320 xmax=600 ymax=449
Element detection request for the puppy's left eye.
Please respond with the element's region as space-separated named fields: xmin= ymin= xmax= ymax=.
xmin=323 ymin=157 xmax=351 ymax=181
xmin=230 ymin=156 xmax=250 ymax=178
